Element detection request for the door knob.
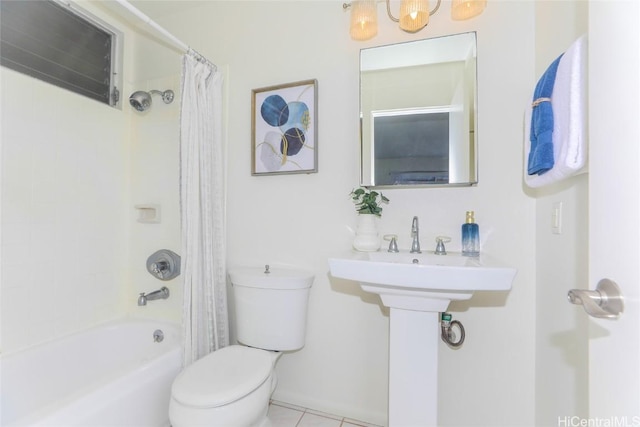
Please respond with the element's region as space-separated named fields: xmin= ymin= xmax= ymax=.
xmin=567 ymin=278 xmax=624 ymax=319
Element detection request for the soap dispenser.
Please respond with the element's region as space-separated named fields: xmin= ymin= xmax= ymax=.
xmin=461 ymin=211 xmax=480 ymax=257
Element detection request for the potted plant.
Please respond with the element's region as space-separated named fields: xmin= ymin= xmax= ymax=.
xmin=350 ymin=187 xmax=390 ymax=251
xmin=350 ymin=187 xmax=390 ymax=217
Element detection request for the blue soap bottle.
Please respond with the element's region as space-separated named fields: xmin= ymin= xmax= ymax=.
xmin=462 ymin=211 xmax=479 ymax=257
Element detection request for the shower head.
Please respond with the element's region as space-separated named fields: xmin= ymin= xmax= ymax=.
xmin=129 ymin=89 xmax=175 ymax=112
xmin=129 ymin=91 xmax=151 ymax=111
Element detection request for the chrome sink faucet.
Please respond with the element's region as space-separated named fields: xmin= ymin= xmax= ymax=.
xmin=410 ymin=216 xmax=421 ymax=253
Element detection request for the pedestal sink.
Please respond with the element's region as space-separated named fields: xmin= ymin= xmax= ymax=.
xmin=328 ymin=250 xmax=516 ymax=427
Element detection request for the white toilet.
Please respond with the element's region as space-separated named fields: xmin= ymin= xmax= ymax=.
xmin=169 ymin=266 xmax=314 ymax=427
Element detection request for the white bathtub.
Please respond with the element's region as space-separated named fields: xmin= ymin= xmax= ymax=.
xmin=0 ymin=316 xmax=182 ymax=426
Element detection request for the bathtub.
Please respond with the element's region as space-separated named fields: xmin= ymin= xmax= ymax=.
xmin=0 ymin=316 xmax=182 ymax=426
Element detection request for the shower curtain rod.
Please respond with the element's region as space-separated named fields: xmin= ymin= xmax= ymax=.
xmin=113 ymin=0 xmax=216 ymax=70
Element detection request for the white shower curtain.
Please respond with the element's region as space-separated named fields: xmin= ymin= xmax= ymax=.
xmin=180 ymin=52 xmax=228 ymax=366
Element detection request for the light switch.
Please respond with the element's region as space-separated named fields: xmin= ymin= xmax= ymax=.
xmin=552 ymin=202 xmax=562 ymax=234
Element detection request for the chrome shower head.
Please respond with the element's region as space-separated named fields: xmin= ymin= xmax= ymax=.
xmin=129 ymin=91 xmax=151 ymax=112
xmin=129 ymin=89 xmax=175 ymax=112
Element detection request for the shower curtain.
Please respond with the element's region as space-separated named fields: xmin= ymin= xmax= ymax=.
xmin=180 ymin=52 xmax=228 ymax=366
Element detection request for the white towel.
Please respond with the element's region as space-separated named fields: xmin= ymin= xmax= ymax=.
xmin=524 ymin=34 xmax=588 ymax=188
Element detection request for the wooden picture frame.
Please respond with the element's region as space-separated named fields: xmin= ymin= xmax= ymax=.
xmin=251 ymin=79 xmax=318 ymax=175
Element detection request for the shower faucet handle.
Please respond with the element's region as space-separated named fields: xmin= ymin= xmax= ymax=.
xmin=146 ymin=249 xmax=181 ymax=281
xmin=151 ymin=261 xmax=169 ymax=279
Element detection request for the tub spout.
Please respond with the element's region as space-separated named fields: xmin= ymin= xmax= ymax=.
xmin=137 ymin=287 xmax=170 ymax=306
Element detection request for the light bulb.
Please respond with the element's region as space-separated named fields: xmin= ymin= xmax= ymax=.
xmin=399 ymin=0 xmax=429 ymax=32
xmin=349 ymin=0 xmax=378 ymax=41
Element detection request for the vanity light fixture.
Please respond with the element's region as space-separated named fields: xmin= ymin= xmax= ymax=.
xmin=451 ymin=0 xmax=487 ymax=20
xmin=344 ymin=0 xmax=486 ymax=41
xmin=348 ymin=0 xmax=378 ymax=41
xmin=398 ymin=0 xmax=432 ymax=32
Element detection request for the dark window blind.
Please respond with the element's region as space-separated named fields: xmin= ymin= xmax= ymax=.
xmin=1 ymin=0 xmax=116 ymax=105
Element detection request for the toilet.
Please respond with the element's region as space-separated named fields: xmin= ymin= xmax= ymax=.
xmin=169 ymin=266 xmax=314 ymax=427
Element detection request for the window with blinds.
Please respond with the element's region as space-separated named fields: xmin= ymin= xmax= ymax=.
xmin=0 ymin=0 xmax=122 ymax=107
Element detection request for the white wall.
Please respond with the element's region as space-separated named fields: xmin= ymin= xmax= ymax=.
xmin=147 ymin=1 xmax=537 ymax=425
xmin=532 ymin=2 xmax=589 ymax=425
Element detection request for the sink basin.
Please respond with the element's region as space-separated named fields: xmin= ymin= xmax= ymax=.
xmin=328 ymin=250 xmax=516 ymax=311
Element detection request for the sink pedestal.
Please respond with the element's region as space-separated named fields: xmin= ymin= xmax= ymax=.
xmin=328 ymin=251 xmax=516 ymax=427
xmin=389 ymin=308 xmax=439 ymax=426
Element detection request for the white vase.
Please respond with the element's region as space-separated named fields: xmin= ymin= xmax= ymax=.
xmin=353 ymin=214 xmax=380 ymax=252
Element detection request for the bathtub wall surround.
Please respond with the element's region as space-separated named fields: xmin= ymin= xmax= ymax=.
xmin=0 ymin=13 xmax=130 ymax=352
xmin=128 ymin=77 xmax=183 ymax=319
xmin=0 ymin=317 xmax=181 ymax=426
xmin=0 ymin=0 xmax=184 ymax=352
xmin=113 ymin=0 xmax=228 ymax=359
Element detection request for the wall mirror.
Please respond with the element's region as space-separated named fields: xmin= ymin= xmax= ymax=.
xmin=360 ymin=32 xmax=478 ymax=187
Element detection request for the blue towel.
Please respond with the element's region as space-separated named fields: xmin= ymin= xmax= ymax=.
xmin=528 ymin=54 xmax=563 ymax=176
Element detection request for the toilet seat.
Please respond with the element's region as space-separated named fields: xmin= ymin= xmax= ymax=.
xmin=171 ymin=345 xmax=273 ymax=408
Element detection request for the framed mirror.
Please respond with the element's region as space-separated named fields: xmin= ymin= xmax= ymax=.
xmin=360 ymin=32 xmax=478 ymax=187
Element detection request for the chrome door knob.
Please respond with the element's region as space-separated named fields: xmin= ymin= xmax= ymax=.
xmin=568 ymin=278 xmax=624 ymax=319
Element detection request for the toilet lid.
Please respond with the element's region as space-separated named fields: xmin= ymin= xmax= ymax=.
xmin=171 ymin=345 xmax=273 ymax=408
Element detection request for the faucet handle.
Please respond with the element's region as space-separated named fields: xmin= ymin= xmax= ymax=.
xmin=151 ymin=261 xmax=169 ymax=279
xmin=146 ymin=250 xmax=181 ymax=281
xmin=435 ymin=236 xmax=451 ymax=255
xmin=384 ymin=234 xmax=399 ymax=253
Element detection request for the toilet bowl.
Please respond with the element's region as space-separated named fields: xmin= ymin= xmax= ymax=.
xmin=169 ymin=345 xmax=281 ymax=427
xmin=169 ymin=266 xmax=314 ymax=427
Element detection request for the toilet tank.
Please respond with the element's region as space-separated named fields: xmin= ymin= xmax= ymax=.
xmin=229 ymin=266 xmax=314 ymax=351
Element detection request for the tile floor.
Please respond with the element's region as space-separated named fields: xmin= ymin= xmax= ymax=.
xmin=267 ymin=401 xmax=382 ymax=427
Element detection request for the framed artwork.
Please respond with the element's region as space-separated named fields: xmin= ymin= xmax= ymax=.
xmin=251 ymin=79 xmax=318 ymax=175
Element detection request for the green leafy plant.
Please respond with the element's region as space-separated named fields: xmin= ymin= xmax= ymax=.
xmin=350 ymin=187 xmax=390 ymax=217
